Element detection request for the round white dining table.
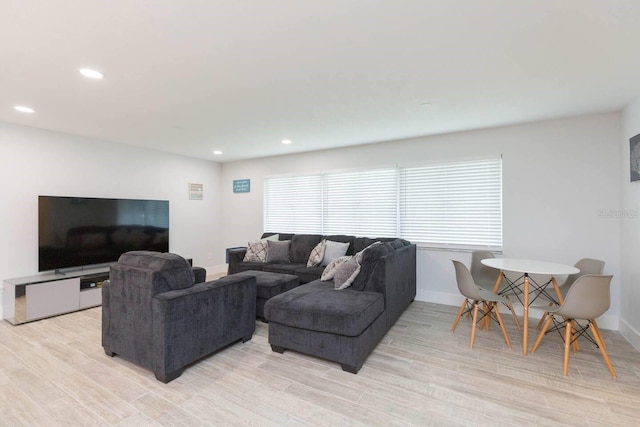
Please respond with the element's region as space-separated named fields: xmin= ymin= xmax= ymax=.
xmin=481 ymin=258 xmax=579 ymax=355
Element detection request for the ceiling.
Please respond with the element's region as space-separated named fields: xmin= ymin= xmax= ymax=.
xmin=2 ymin=0 xmax=640 ymax=163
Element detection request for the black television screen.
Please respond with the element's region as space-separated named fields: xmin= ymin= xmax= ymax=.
xmin=38 ymin=196 xmax=169 ymax=272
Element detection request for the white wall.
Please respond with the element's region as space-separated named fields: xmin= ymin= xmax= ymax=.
xmin=619 ymin=95 xmax=640 ymax=348
xmin=0 ymin=122 xmax=224 ymax=319
xmin=221 ymin=112 xmax=622 ymax=329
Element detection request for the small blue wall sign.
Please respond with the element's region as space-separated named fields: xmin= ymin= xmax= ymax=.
xmin=233 ymin=179 xmax=251 ymax=193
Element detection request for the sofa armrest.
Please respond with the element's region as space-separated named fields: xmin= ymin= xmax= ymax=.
xmin=382 ymin=244 xmax=416 ymax=327
xmin=151 ymin=275 xmax=257 ymax=376
xmin=227 ymin=247 xmax=248 ymax=274
xmin=192 ymin=266 xmax=207 ymax=283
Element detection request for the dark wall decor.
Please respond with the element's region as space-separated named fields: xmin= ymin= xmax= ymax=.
xmin=631 ymin=133 xmax=640 ymax=182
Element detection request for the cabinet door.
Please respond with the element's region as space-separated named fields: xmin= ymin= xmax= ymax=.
xmin=26 ymin=278 xmax=79 ymax=321
xmin=79 ymin=288 xmax=102 ymax=309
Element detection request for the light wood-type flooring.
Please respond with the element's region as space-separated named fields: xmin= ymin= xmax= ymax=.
xmin=1 ymin=301 xmax=639 ymax=426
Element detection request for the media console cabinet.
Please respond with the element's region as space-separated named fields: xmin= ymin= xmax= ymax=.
xmin=3 ymin=267 xmax=108 ymax=325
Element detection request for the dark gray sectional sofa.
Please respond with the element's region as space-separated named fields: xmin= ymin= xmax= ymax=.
xmin=229 ymin=233 xmax=416 ymax=373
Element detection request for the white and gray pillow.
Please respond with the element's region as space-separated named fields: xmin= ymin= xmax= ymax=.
xmin=321 ymin=240 xmax=350 ymax=266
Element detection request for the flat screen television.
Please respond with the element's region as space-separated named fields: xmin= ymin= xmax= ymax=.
xmin=38 ymin=196 xmax=169 ymax=272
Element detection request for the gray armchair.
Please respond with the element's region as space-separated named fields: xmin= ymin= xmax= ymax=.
xmin=102 ymin=251 xmax=257 ymax=383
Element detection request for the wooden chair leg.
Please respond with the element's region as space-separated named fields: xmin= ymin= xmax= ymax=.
xmin=592 ymin=319 xmax=606 ymax=350
xmin=589 ymin=321 xmax=616 ymax=377
xmin=563 ymin=319 xmax=573 ymax=376
xmin=493 ymin=303 xmax=512 ymax=349
xmin=571 ymin=320 xmax=580 ymax=353
xmin=482 ymin=302 xmax=491 ymax=331
xmin=531 ymin=313 xmax=553 ymax=352
xmin=452 ymin=299 xmax=468 ymax=332
xmin=470 ymin=302 xmax=479 ymax=349
xmin=536 ymin=302 xmax=553 ymax=330
xmin=505 ymin=297 xmax=520 ymax=331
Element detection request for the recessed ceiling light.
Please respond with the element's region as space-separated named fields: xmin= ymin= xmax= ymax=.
xmin=282 ymin=139 xmax=292 ymax=145
xmin=79 ymin=68 xmax=104 ymax=79
xmin=419 ymin=102 xmax=433 ymax=108
xmin=213 ymin=150 xmax=223 ymax=155
xmin=14 ymin=105 xmax=35 ymax=113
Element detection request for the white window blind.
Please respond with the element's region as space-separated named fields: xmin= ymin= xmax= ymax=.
xmin=323 ymin=168 xmax=397 ymax=237
xmin=263 ymin=158 xmax=502 ymax=249
xmin=399 ymin=158 xmax=502 ymax=249
xmin=264 ymin=174 xmax=322 ymax=234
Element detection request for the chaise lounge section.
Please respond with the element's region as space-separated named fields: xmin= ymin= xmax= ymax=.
xmin=263 ymin=239 xmax=416 ymax=373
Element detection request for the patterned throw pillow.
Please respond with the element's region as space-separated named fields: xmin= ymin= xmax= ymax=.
xmin=243 ymin=241 xmax=268 ymax=262
xmin=321 ymin=255 xmax=352 ymax=281
xmin=307 ymin=240 xmax=326 ymax=267
xmin=267 ymin=240 xmax=291 ymax=263
xmin=332 ymin=257 xmax=361 ymax=290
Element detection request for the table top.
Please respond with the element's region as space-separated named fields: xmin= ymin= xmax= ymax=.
xmin=481 ymin=258 xmax=579 ymax=276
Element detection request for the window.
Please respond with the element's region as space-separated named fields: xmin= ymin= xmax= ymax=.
xmin=263 ymin=157 xmax=502 ymax=249
xmin=263 ymin=174 xmax=322 ymax=234
xmin=323 ymin=168 xmax=397 ymax=237
xmin=399 ymin=158 xmax=502 ymax=249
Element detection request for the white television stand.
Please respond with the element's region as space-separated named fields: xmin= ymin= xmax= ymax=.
xmin=3 ymin=266 xmax=109 ymax=325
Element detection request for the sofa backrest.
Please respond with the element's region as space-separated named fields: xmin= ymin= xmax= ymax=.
xmin=289 ymin=234 xmax=323 ymax=263
xmin=354 ymin=240 xmax=416 ymax=327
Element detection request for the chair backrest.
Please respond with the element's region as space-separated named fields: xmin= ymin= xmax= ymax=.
xmin=452 ymin=260 xmax=482 ymax=300
xmin=470 ymin=250 xmax=499 ymax=288
xmin=556 ymin=274 xmax=612 ymax=320
xmin=563 ymin=258 xmax=605 ymax=288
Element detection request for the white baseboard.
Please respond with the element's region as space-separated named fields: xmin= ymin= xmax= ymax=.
xmin=415 ymin=290 xmax=619 ymax=331
xmin=619 ymin=318 xmax=640 ymax=352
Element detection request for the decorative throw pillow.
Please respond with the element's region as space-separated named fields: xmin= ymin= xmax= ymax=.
xmin=267 ymin=240 xmax=291 ymax=263
xmin=320 ymin=240 xmax=351 ymax=267
xmin=243 ymin=241 xmax=268 ymax=262
xmin=261 ymin=234 xmax=279 ymax=242
xmin=321 ymin=255 xmax=352 ymax=281
xmin=307 ymin=240 xmax=326 ymax=267
xmin=332 ymin=257 xmax=361 ymax=290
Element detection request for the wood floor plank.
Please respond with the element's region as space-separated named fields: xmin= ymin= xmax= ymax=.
xmin=1 ymin=302 xmax=640 ymax=426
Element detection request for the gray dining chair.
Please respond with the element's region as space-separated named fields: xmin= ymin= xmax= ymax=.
xmin=471 ymin=251 xmax=521 ymax=330
xmin=531 ymin=274 xmax=615 ymax=377
xmin=536 ymin=258 xmax=605 ymax=329
xmin=451 ymin=260 xmax=512 ymax=350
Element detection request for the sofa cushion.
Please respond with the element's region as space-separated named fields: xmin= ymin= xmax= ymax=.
xmin=321 ymin=240 xmax=350 ymax=266
xmin=264 ymin=281 xmax=384 ymax=336
xmin=290 ymin=234 xmax=323 ymax=264
xmin=232 ymin=270 xmax=299 ymax=299
xmin=236 ymin=262 xmax=267 ymax=273
xmin=267 ymin=240 xmax=291 ymax=263
xmin=263 ymin=263 xmax=307 ymax=275
xmin=294 ymin=266 xmax=324 ymax=284
xmin=244 ymin=241 xmax=268 ymax=262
